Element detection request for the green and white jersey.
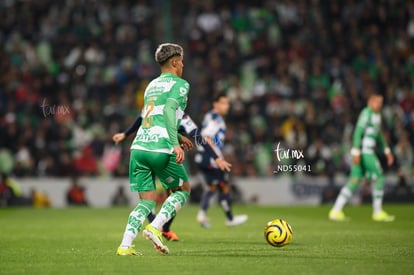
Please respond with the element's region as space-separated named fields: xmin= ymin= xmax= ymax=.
xmin=353 ymin=107 xmax=386 ymax=154
xmin=131 ymin=72 xmax=189 ymax=154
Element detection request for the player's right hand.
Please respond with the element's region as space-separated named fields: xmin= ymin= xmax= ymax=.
xmin=112 ymin=133 xmax=126 ymax=144
xmin=385 ymin=152 xmax=394 ymax=167
xmin=352 ymin=155 xmax=360 ymax=165
xmin=179 ymin=135 xmax=193 ymax=151
xmin=215 ymin=158 xmax=232 ymax=172
xmin=173 ymin=146 xmax=185 ymax=164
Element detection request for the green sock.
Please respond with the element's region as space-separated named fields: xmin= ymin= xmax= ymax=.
xmin=372 ymin=175 xmax=385 ymax=214
xmin=332 ymin=178 xmax=359 ymax=212
xmin=120 ymin=199 xmax=155 ymax=247
xmin=151 ymin=191 xmax=189 ymax=229
xmin=346 ymin=178 xmax=360 ymax=192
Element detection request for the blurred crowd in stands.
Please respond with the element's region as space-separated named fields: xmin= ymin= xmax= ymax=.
xmin=0 ymin=0 xmax=413 ymax=184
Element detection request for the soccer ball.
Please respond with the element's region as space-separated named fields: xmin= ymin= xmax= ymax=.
xmin=264 ymin=219 xmax=293 ymax=247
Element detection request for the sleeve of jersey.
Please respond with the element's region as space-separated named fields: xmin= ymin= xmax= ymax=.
xmin=189 ymin=129 xmax=219 ymax=159
xmin=201 ymin=119 xmax=220 ymax=137
xmin=352 ymin=110 xmax=368 ymax=149
xmin=123 ymin=115 xmax=143 ymax=136
xmin=352 ymin=126 xmax=364 ymax=149
xmin=164 ymin=98 xmax=180 ymax=148
xmin=168 ymin=79 xmax=189 ymax=104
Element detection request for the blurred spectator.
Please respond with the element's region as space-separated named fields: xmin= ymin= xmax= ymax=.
xmin=320 ymin=184 xmax=340 ymax=205
xmin=73 ymin=146 xmax=98 ymax=176
xmin=66 ymin=177 xmax=88 ymax=206
xmin=0 ymin=149 xmax=14 ymax=175
xmin=31 ymin=188 xmax=51 ymax=208
xmin=394 ymin=133 xmax=414 ymax=184
xmin=0 ymin=173 xmax=31 ymax=206
xmin=386 ymin=175 xmax=414 ymax=203
xmin=386 ymin=133 xmax=414 ymax=202
xmin=111 ymin=185 xmax=129 ymax=206
xmin=0 ymin=174 xmax=12 ymax=206
xmin=398 ymin=88 xmax=414 ymax=125
xmin=307 ymin=138 xmax=335 ymax=181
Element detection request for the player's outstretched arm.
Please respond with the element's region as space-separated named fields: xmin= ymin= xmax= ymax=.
xmin=351 ymin=112 xmax=367 ymax=164
xmin=351 ymin=126 xmax=364 ymax=165
xmin=214 ymin=158 xmax=232 ymax=172
xmin=112 ymin=115 xmax=143 ymax=144
xmin=112 ymin=133 xmax=126 ymax=144
xmin=180 ymin=114 xmax=232 ymax=171
xmin=192 ymin=130 xmax=232 ymax=172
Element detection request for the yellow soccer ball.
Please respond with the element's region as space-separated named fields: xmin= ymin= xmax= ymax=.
xmin=264 ymin=219 xmax=293 ymax=247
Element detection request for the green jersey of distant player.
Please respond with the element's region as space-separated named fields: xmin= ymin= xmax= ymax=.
xmin=131 ymin=72 xmax=189 ymax=154
xmin=352 ymin=106 xmax=387 ymax=155
xmin=329 ymin=94 xmax=395 ymax=223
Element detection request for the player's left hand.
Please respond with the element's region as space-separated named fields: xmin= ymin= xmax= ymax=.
xmin=112 ymin=133 xmax=126 ymax=144
xmin=386 ymin=152 xmax=394 ymax=167
xmin=215 ymin=158 xmax=232 ymax=172
xmin=179 ymin=136 xmax=193 ymax=151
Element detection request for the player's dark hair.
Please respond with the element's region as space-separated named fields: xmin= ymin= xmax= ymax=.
xmin=155 ymin=43 xmax=183 ymax=66
xmin=369 ymin=91 xmax=383 ymax=97
xmin=213 ymin=92 xmax=227 ymax=103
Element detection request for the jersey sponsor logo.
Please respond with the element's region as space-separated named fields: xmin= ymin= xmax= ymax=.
xmin=135 ymin=129 xmax=160 ymax=143
xmin=145 ymin=80 xmax=176 ymax=96
xmin=135 ymin=134 xmax=159 ymax=143
xmin=371 ymin=113 xmax=381 ymax=124
xmin=365 ymin=127 xmax=377 ymax=135
xmin=362 ymin=137 xmax=376 ymax=147
xmin=154 ymin=80 xmax=176 ymax=91
xmin=179 ymin=87 xmax=188 ymax=97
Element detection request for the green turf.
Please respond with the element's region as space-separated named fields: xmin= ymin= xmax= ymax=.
xmin=1 ymin=204 xmax=413 ymax=275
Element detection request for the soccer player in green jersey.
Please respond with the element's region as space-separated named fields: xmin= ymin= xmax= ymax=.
xmin=112 ymin=113 xmax=232 ymax=241
xmin=116 ymin=43 xmax=191 ymax=255
xmin=329 ymin=93 xmax=395 ymax=222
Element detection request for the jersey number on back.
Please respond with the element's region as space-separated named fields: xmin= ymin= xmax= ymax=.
xmin=142 ymin=102 xmax=155 ymax=128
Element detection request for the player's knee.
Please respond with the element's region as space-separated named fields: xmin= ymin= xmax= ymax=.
xmin=139 ymin=190 xmax=158 ymax=201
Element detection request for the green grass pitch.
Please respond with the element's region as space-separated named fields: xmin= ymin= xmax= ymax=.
xmin=1 ymin=204 xmax=413 ymax=275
